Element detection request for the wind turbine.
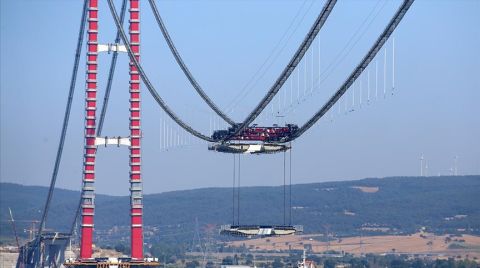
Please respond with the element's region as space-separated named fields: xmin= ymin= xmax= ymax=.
xmin=454 ymin=156 xmax=458 ymax=176
xmin=420 ymin=154 xmax=424 ymax=176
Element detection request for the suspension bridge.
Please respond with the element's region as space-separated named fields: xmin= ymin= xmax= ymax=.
xmin=12 ymin=0 xmax=415 ymax=267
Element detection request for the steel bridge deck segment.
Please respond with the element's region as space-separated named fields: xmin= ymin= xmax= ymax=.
xmin=208 ymin=142 xmax=291 ymax=154
xmin=220 ymin=225 xmax=303 ymax=237
xmin=64 ymin=258 xmax=160 ymax=268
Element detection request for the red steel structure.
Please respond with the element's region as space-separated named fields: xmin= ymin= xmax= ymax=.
xmin=212 ymin=124 xmax=299 ymax=142
xmin=129 ymin=0 xmax=144 ymax=260
xmin=80 ymin=0 xmax=98 ymax=259
xmin=79 ymin=0 xmax=144 ymax=261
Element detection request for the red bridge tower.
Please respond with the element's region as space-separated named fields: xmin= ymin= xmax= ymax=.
xmin=66 ymin=0 xmax=158 ymax=267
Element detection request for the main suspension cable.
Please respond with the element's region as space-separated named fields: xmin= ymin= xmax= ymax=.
xmin=148 ymin=0 xmax=235 ymax=126
xmin=227 ymin=0 xmax=337 ymax=140
xmin=36 ymin=0 xmax=89 ymax=244
xmin=143 ymin=0 xmax=336 ymax=139
xmin=289 ymin=0 xmax=415 ymax=141
xmin=107 ymin=0 xmax=215 ymax=142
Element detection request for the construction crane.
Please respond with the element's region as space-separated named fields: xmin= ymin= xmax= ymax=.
xmin=8 ymin=208 xmax=20 ymax=249
xmin=1 ymin=216 xmax=40 ymax=247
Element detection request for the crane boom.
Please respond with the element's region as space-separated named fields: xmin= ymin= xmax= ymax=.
xmin=8 ymin=208 xmax=20 ymax=249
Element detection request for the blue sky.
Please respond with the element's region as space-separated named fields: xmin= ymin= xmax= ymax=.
xmin=1 ymin=0 xmax=479 ymax=195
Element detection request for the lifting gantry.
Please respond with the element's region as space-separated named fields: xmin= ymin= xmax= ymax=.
xmin=208 ymin=124 xmax=297 ymax=154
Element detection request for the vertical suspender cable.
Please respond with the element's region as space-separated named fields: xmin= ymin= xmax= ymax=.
xmin=161 ymin=116 xmax=163 ymax=150
xmin=159 ymin=118 xmax=162 ymax=150
xmin=297 ymin=66 xmax=300 ymax=103
xmin=163 ymin=116 xmax=166 ymax=150
xmin=173 ymin=125 xmax=176 ymax=148
xmin=171 ymin=124 xmax=173 ymax=148
xmin=304 ymin=56 xmax=307 ymax=97
xmin=271 ymin=97 xmax=274 ymax=116
xmin=177 ymin=126 xmax=180 ymax=147
xmin=375 ymin=60 xmax=378 ymax=100
xmin=352 ymin=81 xmax=355 ymax=109
xmin=180 ymin=129 xmax=182 ymax=147
xmin=160 ymin=117 xmax=163 ymax=150
xmin=232 ymin=154 xmax=236 ymax=225
xmin=367 ymin=69 xmax=370 ymax=104
xmin=278 ymin=88 xmax=281 ymax=115
xmin=289 ymin=144 xmax=292 ymax=225
xmin=283 ymin=151 xmax=286 ymax=225
xmin=337 ymin=98 xmax=341 ymax=115
xmin=384 ymin=47 xmax=387 ymax=98
xmin=318 ymin=33 xmax=321 ymax=94
xmin=284 ymin=73 xmax=287 ymax=110
xmin=392 ymin=36 xmax=395 ymax=94
xmin=237 ymin=154 xmax=241 ymax=225
xmin=290 ymin=75 xmax=293 ymax=111
xmin=311 ymin=44 xmax=314 ymax=95
xmin=360 ymin=76 xmax=363 ymax=108
xmin=209 ymin=114 xmax=212 ymax=137
xmin=375 ymin=60 xmax=378 ymax=101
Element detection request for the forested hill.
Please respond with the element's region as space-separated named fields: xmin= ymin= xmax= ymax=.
xmin=1 ymin=176 xmax=479 ymax=243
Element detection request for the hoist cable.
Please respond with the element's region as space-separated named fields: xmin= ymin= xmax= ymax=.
xmin=283 ymin=151 xmax=286 ymax=225
xmin=232 ymin=154 xmax=236 ymax=225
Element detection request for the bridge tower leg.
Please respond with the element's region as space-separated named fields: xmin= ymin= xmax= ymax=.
xmin=80 ymin=0 xmax=98 ymax=260
xmin=129 ymin=0 xmax=144 ymax=260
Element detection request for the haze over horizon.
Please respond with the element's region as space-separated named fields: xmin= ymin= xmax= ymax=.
xmin=1 ymin=0 xmax=479 ymax=195
xmin=1 ymin=174 xmax=478 ymax=197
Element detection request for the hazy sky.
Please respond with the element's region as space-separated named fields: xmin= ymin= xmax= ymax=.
xmin=1 ymin=0 xmax=479 ymax=196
